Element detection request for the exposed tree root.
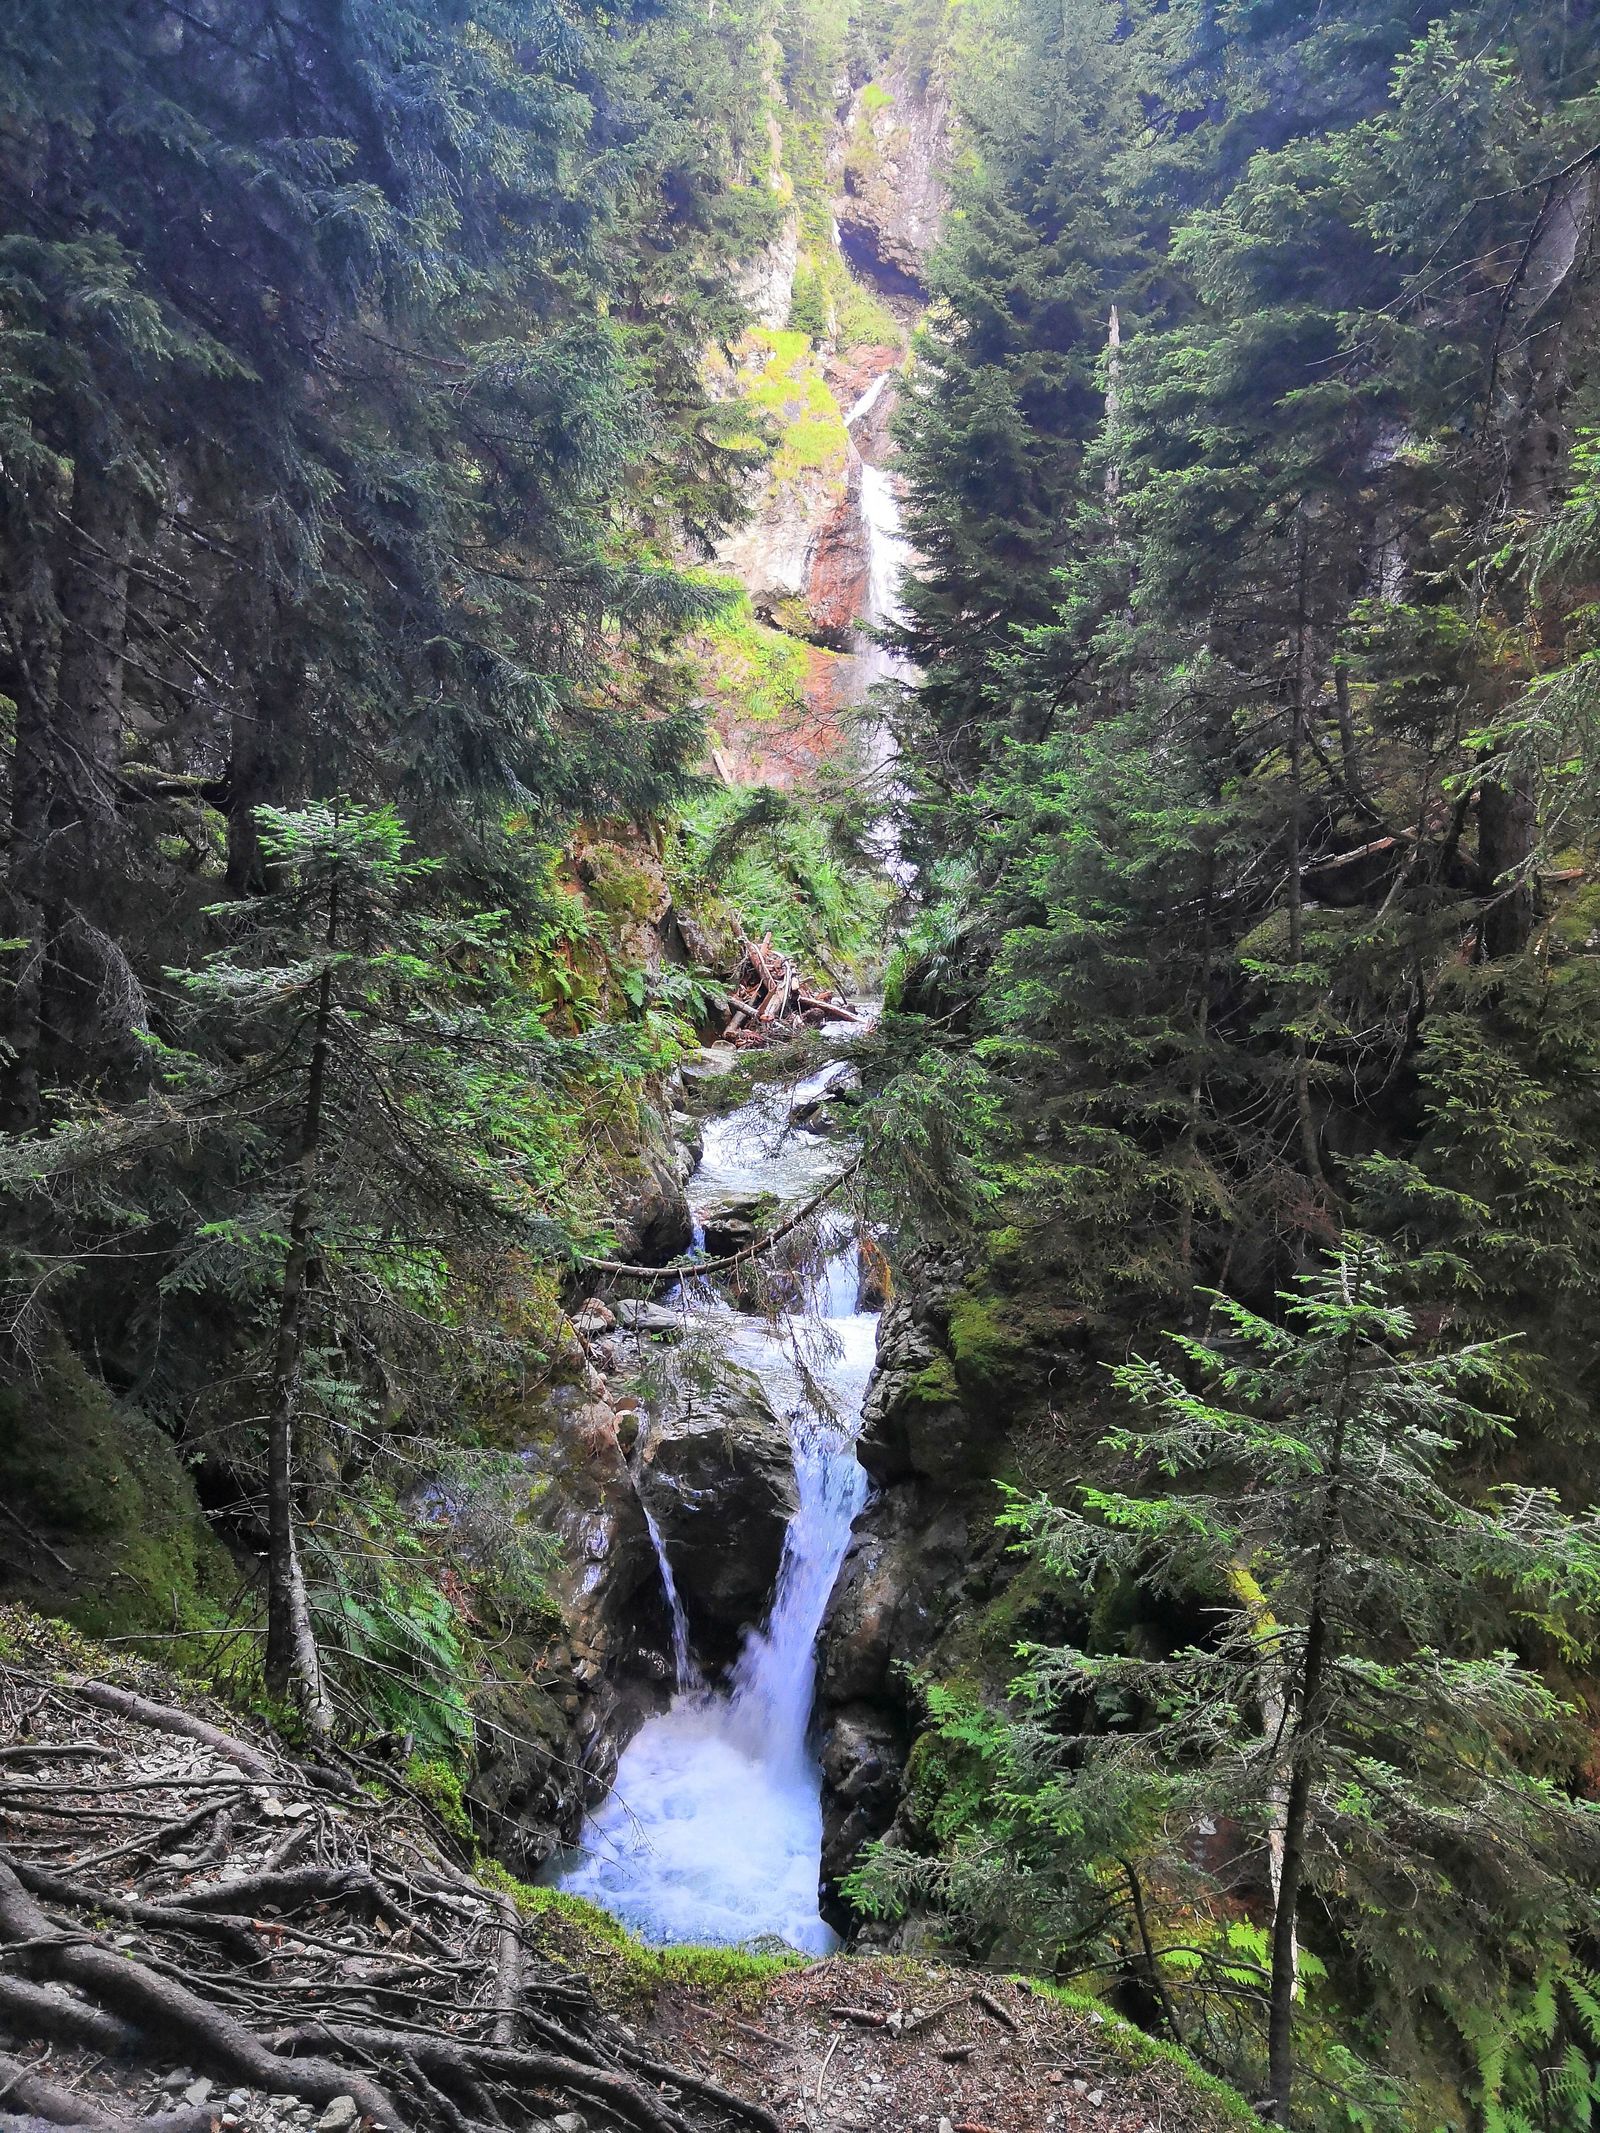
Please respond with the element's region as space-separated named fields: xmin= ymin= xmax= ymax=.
xmin=0 ymin=1631 xmax=796 ymax=2133
xmin=69 ymin=1687 xmax=273 ymax=1782
xmin=0 ymin=1857 xmax=400 ymax=2127
xmin=0 ymin=2056 xmax=218 ymax=2133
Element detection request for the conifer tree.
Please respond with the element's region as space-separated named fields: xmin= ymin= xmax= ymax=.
xmin=174 ymin=804 xmax=562 ymax=1729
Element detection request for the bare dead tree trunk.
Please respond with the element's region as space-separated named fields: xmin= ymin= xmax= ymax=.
xmin=0 ymin=506 xmax=61 ymax=1135
xmin=1265 ymin=1606 xmax=1325 ymax=2123
xmin=1266 ymin=1309 xmax=1357 ymax=2121
xmin=262 ymin=878 xmax=338 ymax=1741
xmin=1287 ymin=512 xmax=1329 ymax=1198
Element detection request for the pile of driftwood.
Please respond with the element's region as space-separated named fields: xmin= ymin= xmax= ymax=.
xmin=721 ymin=934 xmax=860 ymax=1044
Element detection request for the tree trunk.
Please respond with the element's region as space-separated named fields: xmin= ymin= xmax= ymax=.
xmin=228 ymin=654 xmax=305 ymax=894
xmin=262 ymin=882 xmax=338 ymax=1741
xmin=1287 ymin=513 xmax=1328 ymax=1198
xmin=1266 ymin=1605 xmax=1326 ymax=2122
xmin=0 ymin=512 xmax=61 ymax=1134
xmin=1477 ymin=769 xmax=1536 ymax=959
xmin=1267 ymin=1310 xmax=1358 ymax=2121
xmin=54 ymin=447 xmax=132 ymax=840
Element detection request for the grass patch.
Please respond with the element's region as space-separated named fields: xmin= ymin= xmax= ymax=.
xmin=1024 ymin=1980 xmax=1261 ymax=2131
xmin=479 ymin=1871 xmax=806 ymax=2007
xmin=694 ymin=583 xmax=812 ymax=726
xmin=726 ymin=329 xmax=849 ymax=483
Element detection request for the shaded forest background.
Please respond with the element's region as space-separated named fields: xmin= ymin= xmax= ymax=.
xmin=9 ymin=1 xmax=1600 ymax=2129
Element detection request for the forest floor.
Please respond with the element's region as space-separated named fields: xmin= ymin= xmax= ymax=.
xmin=0 ymin=1613 xmax=1242 ymax=2133
xmin=639 ymin=1960 xmax=1246 ymax=2133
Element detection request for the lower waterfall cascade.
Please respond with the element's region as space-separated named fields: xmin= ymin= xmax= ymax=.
xmin=554 ymin=1056 xmax=875 ymax=1953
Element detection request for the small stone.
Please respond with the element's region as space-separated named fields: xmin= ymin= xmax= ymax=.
xmin=221 ymin=2117 xmax=240 ymax=2127
xmin=939 ymin=2119 xmax=956 ymax=2133
xmin=227 ymin=2095 xmax=249 ymax=2110
xmin=552 ymin=2116 xmax=587 ymax=2133
xmin=182 ymin=2078 xmax=213 ymax=2105
xmin=1089 ymin=2090 xmax=1106 ymax=2107
xmin=160 ymin=2073 xmax=190 ymax=2095
xmin=316 ymin=2099 xmax=360 ymax=2133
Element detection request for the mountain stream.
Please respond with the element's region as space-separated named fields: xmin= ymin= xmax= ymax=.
xmin=555 ymin=1056 xmax=876 ymax=1953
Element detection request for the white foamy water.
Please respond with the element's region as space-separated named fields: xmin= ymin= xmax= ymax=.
xmin=555 ymin=1068 xmax=875 ymax=1952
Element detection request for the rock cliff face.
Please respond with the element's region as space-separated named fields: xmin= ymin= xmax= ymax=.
xmin=695 ymin=50 xmax=947 ymax=794
xmin=813 ymin=1257 xmax=1094 ymax=1926
xmin=835 ymin=62 xmax=952 ymax=307
xmin=464 ymin=1378 xmax=675 ymax=1877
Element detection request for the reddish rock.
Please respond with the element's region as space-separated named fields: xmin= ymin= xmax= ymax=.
xmin=805 ymin=456 xmax=872 ymax=646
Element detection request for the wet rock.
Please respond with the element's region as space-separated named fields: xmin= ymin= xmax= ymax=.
xmin=694 ymin=1187 xmax=777 ymax=1258
xmin=857 ymin=1292 xmax=979 ymax=1485
xmin=609 ymin=1151 xmax=693 ymax=1266
xmin=637 ymin=1365 xmax=798 ymax=1666
xmin=805 ymin=456 xmax=873 ymax=648
xmin=819 ymin=1702 xmax=907 ymax=1910
xmin=816 ymin=1485 xmax=971 ymax=1913
xmin=819 ymin=1489 xmax=968 ymax=1706
xmin=671 ymin=1110 xmax=704 ymax=1170
xmin=571 ymin=1299 xmax=615 ymax=1337
xmin=680 ymin=1045 xmax=742 ymax=1088
xmin=465 ymin=1384 xmax=672 ymax=1870
xmin=613 ymin=1298 xmax=694 ymax=1342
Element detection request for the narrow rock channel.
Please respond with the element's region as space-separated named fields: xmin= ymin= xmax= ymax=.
xmin=553 ymin=1045 xmax=875 ymax=1952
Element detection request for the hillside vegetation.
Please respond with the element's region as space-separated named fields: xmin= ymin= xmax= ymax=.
xmin=848 ymin=0 xmax=1600 ymax=2126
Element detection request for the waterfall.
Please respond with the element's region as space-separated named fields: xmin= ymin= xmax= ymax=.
xmin=553 ymin=1059 xmax=874 ymax=1954
xmin=847 ymin=389 xmax=916 ymax=882
xmin=639 ymin=1496 xmax=701 ymax=1693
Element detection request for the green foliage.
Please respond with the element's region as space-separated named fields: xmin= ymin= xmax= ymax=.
xmin=726 ymin=328 xmax=851 ymax=482
xmin=694 ymin=583 xmax=814 ymax=726
xmin=0 ymin=1347 xmax=233 ymax=1644
xmin=679 ymin=785 xmax=890 ymax=974
xmin=403 ymin=1755 xmax=476 ymax=1846
xmin=858 ymin=1245 xmax=1600 ymax=2120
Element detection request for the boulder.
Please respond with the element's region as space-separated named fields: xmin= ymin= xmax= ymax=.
xmin=609 ymin=1151 xmax=693 ymax=1266
xmin=613 ymin=1298 xmax=694 ymax=1342
xmin=857 ymin=1293 xmax=979 ymax=1485
xmin=693 ymin=1187 xmax=777 ymax=1258
xmin=680 ymin=1045 xmax=742 ymax=1088
xmin=636 ymin=1365 xmax=797 ymax=1667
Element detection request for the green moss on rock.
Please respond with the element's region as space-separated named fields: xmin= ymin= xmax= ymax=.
xmin=0 ymin=1348 xmax=233 ymax=1641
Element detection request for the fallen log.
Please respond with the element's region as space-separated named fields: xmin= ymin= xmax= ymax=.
xmin=580 ymin=1156 xmax=861 ymax=1284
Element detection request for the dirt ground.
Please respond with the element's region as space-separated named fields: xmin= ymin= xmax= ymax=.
xmin=643 ymin=1956 xmax=1233 ymax=2133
